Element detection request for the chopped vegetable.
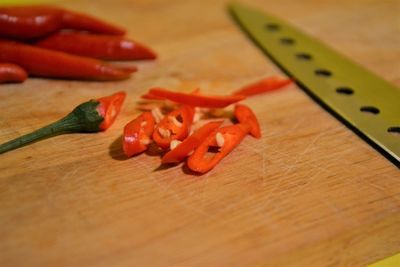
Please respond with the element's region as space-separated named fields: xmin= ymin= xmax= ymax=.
xmin=233 ymin=76 xmax=293 ymax=97
xmin=143 ymin=88 xmax=246 ymax=108
xmin=36 ymin=32 xmax=157 ymax=61
xmin=151 ymin=107 xmax=164 ymax=123
xmin=0 ymin=92 xmax=126 ymax=154
xmin=234 ymin=104 xmax=261 ymax=138
xmin=153 ymin=105 xmax=194 ymax=149
xmin=123 ymin=112 xmax=155 ymax=157
xmin=0 ymin=63 xmax=27 ymax=84
xmin=97 ymin=91 xmax=127 ymax=130
xmin=187 ymin=123 xmax=250 ymax=173
xmin=0 ymin=40 xmax=136 ymax=81
xmin=124 ymin=77 xmax=288 ymax=173
xmin=162 ymin=120 xmax=223 ymax=164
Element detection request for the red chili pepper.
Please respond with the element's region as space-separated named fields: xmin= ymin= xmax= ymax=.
xmin=143 ymin=88 xmax=246 ymax=108
xmin=0 ymin=40 xmax=136 ymax=80
xmin=0 ymin=91 xmax=126 ymax=154
xmin=96 ymin=91 xmax=127 ymax=130
xmin=36 ymin=32 xmax=157 ymax=61
xmin=234 ymin=104 xmax=261 ymax=138
xmin=0 ymin=5 xmax=124 ymax=40
xmin=233 ymin=77 xmax=293 ymax=97
xmin=61 ymin=8 xmax=125 ymax=36
xmin=123 ymin=112 xmax=155 ymax=157
xmin=141 ymin=93 xmax=167 ymax=101
xmin=161 ymin=120 xmax=223 ymax=164
xmin=153 ymin=105 xmax=194 ymax=149
xmin=0 ymin=63 xmax=27 ymax=83
xmin=187 ymin=123 xmax=250 ymax=173
xmin=142 ymin=89 xmax=200 ymax=101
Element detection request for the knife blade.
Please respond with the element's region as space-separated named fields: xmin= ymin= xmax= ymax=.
xmin=229 ymin=2 xmax=400 ymax=167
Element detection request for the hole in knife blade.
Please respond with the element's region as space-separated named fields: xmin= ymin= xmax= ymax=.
xmin=265 ymin=23 xmax=280 ymax=31
xmin=388 ymin=127 xmax=400 ymax=136
xmin=296 ymin=53 xmax=312 ymax=60
xmin=360 ymin=106 xmax=380 ymax=115
xmin=315 ymin=69 xmax=332 ymax=77
xmin=336 ymin=87 xmax=354 ymax=95
xmin=280 ymin=37 xmax=295 ymax=45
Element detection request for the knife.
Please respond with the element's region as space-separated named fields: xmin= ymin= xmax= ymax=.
xmin=229 ymin=2 xmax=400 ymax=167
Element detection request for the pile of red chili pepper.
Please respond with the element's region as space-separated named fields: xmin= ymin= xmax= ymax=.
xmin=0 ymin=5 xmax=156 ymax=83
xmin=123 ymin=76 xmax=292 ymax=173
xmin=0 ymin=76 xmax=292 ymax=173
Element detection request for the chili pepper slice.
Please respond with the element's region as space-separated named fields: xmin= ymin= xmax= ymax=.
xmin=0 ymin=5 xmax=124 ymax=40
xmin=0 ymin=63 xmax=27 ymax=83
xmin=187 ymin=123 xmax=250 ymax=173
xmin=36 ymin=32 xmax=156 ymax=61
xmin=144 ymin=88 xmax=246 ymax=108
xmin=233 ymin=77 xmax=293 ymax=97
xmin=234 ymin=104 xmax=261 ymax=138
xmin=96 ymin=91 xmax=127 ymax=130
xmin=161 ymin=120 xmax=223 ymax=164
xmin=0 ymin=92 xmax=126 ymax=154
xmin=153 ymin=105 xmax=194 ymax=149
xmin=141 ymin=93 xmax=166 ymax=101
xmin=123 ymin=112 xmax=155 ymax=157
xmin=0 ymin=40 xmax=136 ymax=81
xmin=142 ymin=88 xmax=200 ymax=101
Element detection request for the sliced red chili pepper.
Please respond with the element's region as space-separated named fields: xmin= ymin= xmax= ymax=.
xmin=153 ymin=105 xmax=194 ymax=149
xmin=233 ymin=77 xmax=293 ymax=97
xmin=144 ymin=88 xmax=246 ymax=108
xmin=234 ymin=104 xmax=261 ymax=138
xmin=187 ymin=123 xmax=250 ymax=173
xmin=141 ymin=93 xmax=166 ymax=100
xmin=161 ymin=120 xmax=223 ymax=164
xmin=96 ymin=91 xmax=126 ymax=130
xmin=0 ymin=63 xmax=27 ymax=83
xmin=142 ymin=89 xmax=201 ymax=102
xmin=0 ymin=40 xmax=136 ymax=81
xmin=0 ymin=92 xmax=126 ymax=154
xmin=36 ymin=32 xmax=156 ymax=61
xmin=123 ymin=112 xmax=155 ymax=157
xmin=0 ymin=5 xmax=124 ymax=40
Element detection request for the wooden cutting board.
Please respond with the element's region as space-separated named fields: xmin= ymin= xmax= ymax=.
xmin=0 ymin=0 xmax=399 ymax=266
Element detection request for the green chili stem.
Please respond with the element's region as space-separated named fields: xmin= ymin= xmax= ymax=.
xmin=0 ymin=100 xmax=103 ymax=154
xmin=0 ymin=115 xmax=77 ymax=154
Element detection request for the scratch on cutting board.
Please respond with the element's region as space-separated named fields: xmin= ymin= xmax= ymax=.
xmin=242 ymin=116 xmax=307 ymax=175
xmin=59 ymin=164 xmax=81 ymax=184
xmin=43 ymin=166 xmax=80 ymax=217
xmin=200 ymin=118 xmax=327 ymax=222
xmin=266 ymin=117 xmax=306 ymax=139
xmin=246 ymin=165 xmax=329 ymax=230
xmin=266 ymin=165 xmax=327 ymax=209
xmin=282 ymin=129 xmax=325 ymax=172
xmin=311 ymin=184 xmax=360 ymax=227
xmin=250 ymin=134 xmax=330 ymax=228
xmin=259 ymin=127 xmax=327 ymax=207
xmin=167 ymin=186 xmax=213 ymax=218
xmin=211 ymin=123 xmax=330 ymax=224
xmin=343 ymin=162 xmax=400 ymax=209
xmin=198 ymin=171 xmax=212 ymax=210
xmin=142 ymin=158 xmax=213 ymax=218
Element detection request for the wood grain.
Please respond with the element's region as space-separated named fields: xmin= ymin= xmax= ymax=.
xmin=0 ymin=0 xmax=399 ymax=266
